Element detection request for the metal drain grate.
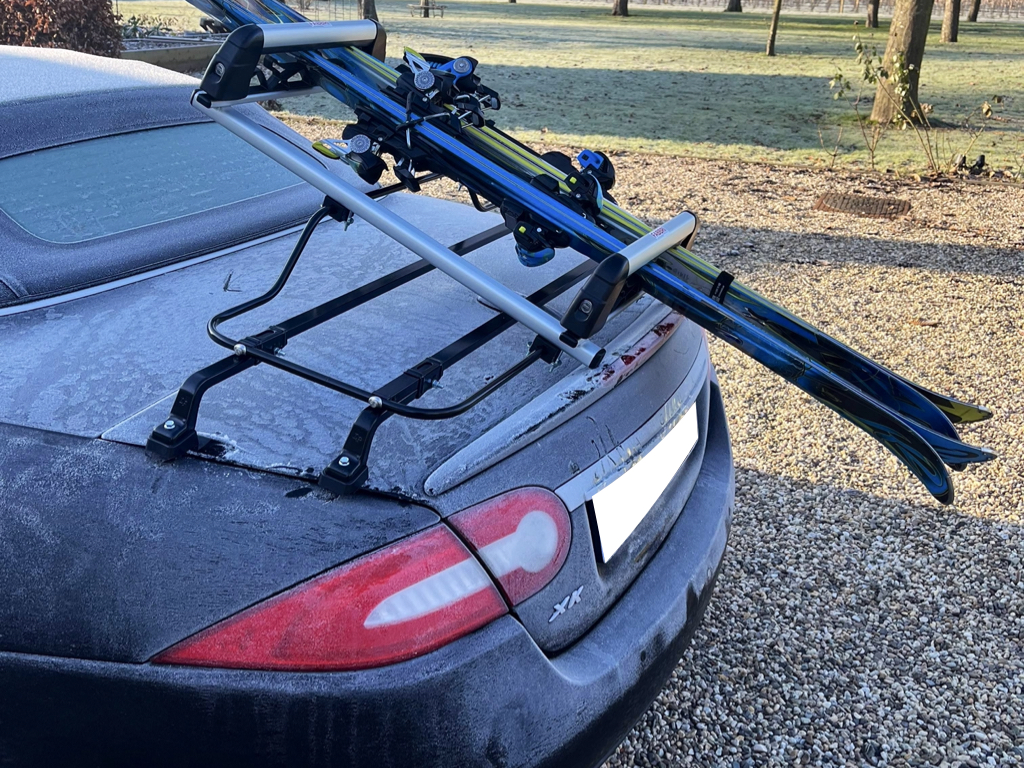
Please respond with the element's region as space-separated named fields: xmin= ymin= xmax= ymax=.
xmin=813 ymin=192 xmax=911 ymax=218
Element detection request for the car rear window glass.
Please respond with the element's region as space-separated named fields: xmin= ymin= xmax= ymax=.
xmin=0 ymin=123 xmax=303 ymax=244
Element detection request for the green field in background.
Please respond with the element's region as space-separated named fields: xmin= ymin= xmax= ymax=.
xmin=118 ymin=0 xmax=1024 ymax=173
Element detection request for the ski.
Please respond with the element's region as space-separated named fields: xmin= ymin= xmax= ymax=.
xmin=326 ymin=42 xmax=993 ymax=431
xmin=341 ymin=48 xmax=993 ymax=433
xmin=181 ymin=1 xmax=995 ymax=501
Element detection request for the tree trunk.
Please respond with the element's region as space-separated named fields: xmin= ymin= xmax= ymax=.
xmin=766 ymin=0 xmax=783 ymax=55
xmin=612 ymin=0 xmax=629 ymax=15
xmin=941 ymin=0 xmax=960 ymax=40
xmin=967 ymin=0 xmax=980 ymax=20
xmin=725 ymin=0 xmax=742 ymax=11
xmin=866 ymin=0 xmax=880 ymax=26
xmin=358 ymin=0 xmax=379 ymax=21
xmin=870 ymin=0 xmax=935 ymax=123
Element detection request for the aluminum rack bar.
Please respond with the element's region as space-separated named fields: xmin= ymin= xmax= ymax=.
xmin=197 ymin=21 xmax=386 ymax=102
xmin=619 ymin=210 xmax=698 ymax=276
xmin=257 ymin=20 xmax=381 ymax=54
xmin=192 ymin=95 xmax=605 ymax=369
xmin=209 ymin=86 xmax=323 ymax=108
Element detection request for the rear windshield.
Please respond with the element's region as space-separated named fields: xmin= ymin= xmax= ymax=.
xmin=0 ymin=123 xmax=302 ymax=244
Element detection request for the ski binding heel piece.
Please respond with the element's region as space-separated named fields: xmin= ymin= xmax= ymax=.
xmin=577 ymin=149 xmax=617 ymax=191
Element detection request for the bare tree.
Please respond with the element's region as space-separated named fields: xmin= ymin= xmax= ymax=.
xmin=870 ymin=0 xmax=935 ymax=123
xmin=866 ymin=0 xmax=880 ymax=26
xmin=967 ymin=0 xmax=981 ymax=20
xmin=941 ymin=0 xmax=960 ymax=40
xmin=358 ymin=0 xmax=379 ymax=21
xmin=725 ymin=0 xmax=743 ymax=11
xmin=766 ymin=0 xmax=783 ymax=55
xmin=613 ymin=0 xmax=629 ymax=16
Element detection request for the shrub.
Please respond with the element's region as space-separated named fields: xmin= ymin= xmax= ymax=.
xmin=0 ymin=0 xmax=122 ymax=58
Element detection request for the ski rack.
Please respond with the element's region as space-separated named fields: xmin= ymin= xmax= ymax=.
xmin=147 ymin=21 xmax=699 ymax=493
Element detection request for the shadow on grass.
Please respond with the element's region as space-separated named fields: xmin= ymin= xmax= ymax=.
xmin=288 ymin=67 xmax=836 ymax=151
xmin=491 ymin=67 xmax=834 ymax=149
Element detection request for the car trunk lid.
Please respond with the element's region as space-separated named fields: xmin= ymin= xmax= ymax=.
xmin=2 ymin=192 xmax=708 ymax=658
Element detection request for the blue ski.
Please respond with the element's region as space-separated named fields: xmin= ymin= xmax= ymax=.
xmin=181 ymin=0 xmax=996 ymax=502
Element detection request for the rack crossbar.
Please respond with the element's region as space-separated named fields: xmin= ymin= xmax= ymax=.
xmin=147 ymin=216 xmax=509 ymax=461
xmin=209 ymin=86 xmax=323 ymax=107
xmin=321 ymin=260 xmax=595 ymax=492
xmin=192 ymin=96 xmax=605 ymax=369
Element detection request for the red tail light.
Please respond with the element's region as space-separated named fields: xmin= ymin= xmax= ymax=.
xmin=152 ymin=526 xmax=506 ymax=671
xmin=449 ymin=487 xmax=572 ymax=605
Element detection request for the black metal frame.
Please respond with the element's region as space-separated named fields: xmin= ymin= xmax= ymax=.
xmin=147 ymin=176 xmax=595 ymax=494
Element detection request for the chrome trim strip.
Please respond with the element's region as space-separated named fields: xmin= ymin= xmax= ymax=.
xmin=0 ymin=225 xmax=301 ymax=317
xmin=423 ymin=301 xmax=680 ymax=496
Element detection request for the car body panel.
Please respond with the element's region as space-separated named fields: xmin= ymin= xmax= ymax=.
xmin=0 ymin=375 xmax=732 ymax=768
xmin=515 ymin=357 xmax=711 ymax=652
xmin=0 ymin=421 xmax=439 ymax=662
xmin=3 ymin=189 xmax=673 ymax=501
xmin=0 ymin=46 xmax=736 ymax=767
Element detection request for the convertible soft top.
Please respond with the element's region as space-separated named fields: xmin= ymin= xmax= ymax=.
xmin=0 ymin=48 xmax=357 ymax=310
xmin=0 ymin=45 xmax=197 ymax=106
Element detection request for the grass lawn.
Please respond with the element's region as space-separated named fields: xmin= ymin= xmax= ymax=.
xmin=119 ymin=0 xmax=1024 ymax=174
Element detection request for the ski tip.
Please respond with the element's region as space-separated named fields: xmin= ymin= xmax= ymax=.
xmin=915 ymin=462 xmax=954 ymax=506
xmin=977 ymin=444 xmax=998 ymax=461
xmin=918 ymin=390 xmax=993 ymax=425
xmin=950 ymin=443 xmax=998 ymax=466
xmin=935 ymin=441 xmax=998 ymax=467
xmin=957 ymin=404 xmax=994 ymax=424
xmin=914 ymin=421 xmax=997 ymax=467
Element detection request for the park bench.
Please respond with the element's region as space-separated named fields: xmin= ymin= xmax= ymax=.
xmin=408 ymin=1 xmax=447 ymax=16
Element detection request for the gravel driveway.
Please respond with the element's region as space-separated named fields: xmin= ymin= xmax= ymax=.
xmin=595 ymin=157 xmax=1023 ymax=768
xmin=281 ymin=116 xmax=1023 ymax=766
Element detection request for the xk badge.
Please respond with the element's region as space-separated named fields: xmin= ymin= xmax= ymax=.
xmin=548 ymin=585 xmax=584 ymax=623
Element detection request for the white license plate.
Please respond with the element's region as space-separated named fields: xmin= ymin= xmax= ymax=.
xmin=589 ymin=404 xmax=699 ymax=562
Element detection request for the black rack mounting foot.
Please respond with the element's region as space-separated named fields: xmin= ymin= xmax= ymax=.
xmin=320 ymin=404 xmax=394 ymax=494
xmin=319 ymin=453 xmax=369 ymax=495
xmin=560 ymin=253 xmax=630 ymax=342
xmin=146 ymin=416 xmax=200 ymax=460
xmin=146 ymin=355 xmax=258 ymax=460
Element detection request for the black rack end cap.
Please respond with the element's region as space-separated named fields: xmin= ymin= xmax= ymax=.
xmin=360 ymin=21 xmax=388 ymax=62
xmin=560 ymin=253 xmax=630 ymax=341
xmin=199 ymin=24 xmax=265 ymax=102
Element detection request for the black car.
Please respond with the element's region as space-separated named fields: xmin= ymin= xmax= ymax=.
xmin=0 ymin=45 xmax=734 ymax=768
